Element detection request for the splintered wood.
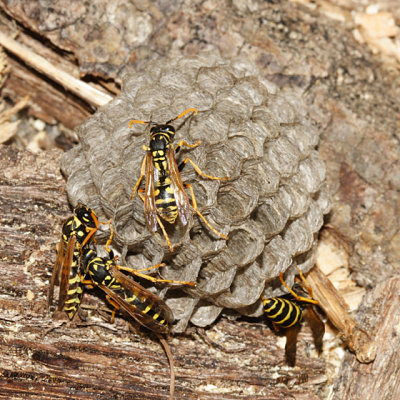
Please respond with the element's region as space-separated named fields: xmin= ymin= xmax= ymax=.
xmin=307 ymin=265 xmax=376 ymax=363
xmin=333 ymin=277 xmax=400 ymax=400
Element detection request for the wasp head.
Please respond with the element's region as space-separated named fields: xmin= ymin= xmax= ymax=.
xmin=74 ymin=204 xmax=99 ymax=229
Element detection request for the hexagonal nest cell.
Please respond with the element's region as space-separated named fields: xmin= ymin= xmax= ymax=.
xmin=61 ymin=53 xmax=330 ymax=332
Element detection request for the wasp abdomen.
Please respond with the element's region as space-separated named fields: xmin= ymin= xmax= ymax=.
xmin=125 ymin=290 xmax=168 ymax=327
xmin=63 ymin=250 xmax=84 ymax=319
xmin=263 ymin=297 xmax=302 ymax=328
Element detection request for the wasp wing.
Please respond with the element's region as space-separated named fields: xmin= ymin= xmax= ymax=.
xmin=144 ymin=152 xmax=158 ymax=232
xmin=166 ymin=147 xmax=190 ymax=226
xmin=57 ymin=235 xmax=76 ymax=312
xmin=304 ymin=306 xmax=324 ymax=354
xmin=110 ymin=265 xmax=174 ymax=323
xmin=47 ymin=237 xmax=65 ymax=309
xmin=285 ymin=325 xmax=299 ymax=367
xmin=102 ymin=264 xmax=174 ymax=334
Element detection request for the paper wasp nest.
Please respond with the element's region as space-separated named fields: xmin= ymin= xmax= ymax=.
xmin=62 ymin=54 xmax=330 ymax=332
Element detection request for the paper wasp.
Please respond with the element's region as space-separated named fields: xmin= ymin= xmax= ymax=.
xmin=47 ymin=204 xmax=104 ymax=319
xmin=79 ymin=240 xmax=195 ymax=400
xmin=129 ymin=108 xmax=228 ymax=251
xmin=262 ymin=271 xmax=324 ymax=366
xmin=79 ymin=225 xmax=195 ymax=333
xmin=80 ymin=248 xmax=173 ymax=333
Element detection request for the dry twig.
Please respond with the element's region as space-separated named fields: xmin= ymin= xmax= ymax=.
xmin=0 ymin=32 xmax=113 ymax=108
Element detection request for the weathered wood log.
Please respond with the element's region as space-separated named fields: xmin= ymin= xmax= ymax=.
xmin=333 ymin=277 xmax=400 ymax=400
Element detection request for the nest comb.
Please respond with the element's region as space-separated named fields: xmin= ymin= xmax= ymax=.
xmin=61 ymin=53 xmax=330 ymax=332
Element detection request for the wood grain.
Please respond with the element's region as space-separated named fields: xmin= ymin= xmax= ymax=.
xmin=333 ymin=277 xmax=400 ymax=400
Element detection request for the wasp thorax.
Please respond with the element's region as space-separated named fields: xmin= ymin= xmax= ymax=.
xmin=151 ymin=134 xmax=172 ymax=152
xmin=61 ymin=54 xmax=330 ymax=332
xmin=151 ymin=124 xmax=175 ymax=137
xmin=81 ymin=249 xmax=97 ymax=273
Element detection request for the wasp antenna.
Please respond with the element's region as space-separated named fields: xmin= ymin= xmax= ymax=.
xmin=128 ymin=119 xmax=150 ymax=128
xmin=166 ymin=107 xmax=198 ymax=124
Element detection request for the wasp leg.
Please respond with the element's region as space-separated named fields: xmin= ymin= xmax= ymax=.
xmin=105 ymin=295 xmax=120 ymax=323
xmin=98 ymin=219 xmax=112 ymax=227
xmin=102 ymin=223 xmax=119 ymax=261
xmin=179 ymin=156 xmax=229 ymax=181
xmin=80 ymin=226 xmax=97 ymax=248
xmin=103 ymin=223 xmax=114 ymax=255
xmin=272 ymin=321 xmax=280 ymax=333
xmin=175 ymin=140 xmax=201 ymax=155
xmin=295 ymin=266 xmax=315 ymax=298
xmin=78 ymin=218 xmax=111 ymax=254
xmin=117 ymin=264 xmax=196 ymax=287
xmin=279 ymin=273 xmax=319 ymax=305
xmin=166 ymin=107 xmax=198 ymax=124
xmin=185 ymin=183 xmax=228 ymax=240
xmin=138 ymin=190 xmax=174 ymax=252
xmin=129 ymin=263 xmax=166 ymax=273
xmin=131 ymin=156 xmax=147 ymax=199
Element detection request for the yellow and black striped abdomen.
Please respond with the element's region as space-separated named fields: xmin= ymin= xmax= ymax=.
xmin=60 ymin=215 xmax=88 ymax=319
xmin=263 ymin=297 xmax=302 ymax=328
xmin=154 ymin=177 xmax=178 ymax=224
xmin=124 ymin=289 xmax=169 ymax=329
xmin=63 ymin=249 xmax=84 ymax=319
xmin=150 ymin=136 xmax=179 ymax=224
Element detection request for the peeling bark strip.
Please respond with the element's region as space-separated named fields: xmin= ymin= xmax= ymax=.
xmin=308 ymin=265 xmax=376 ymax=363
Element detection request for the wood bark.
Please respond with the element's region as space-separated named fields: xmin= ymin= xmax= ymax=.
xmin=333 ymin=277 xmax=400 ymax=400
